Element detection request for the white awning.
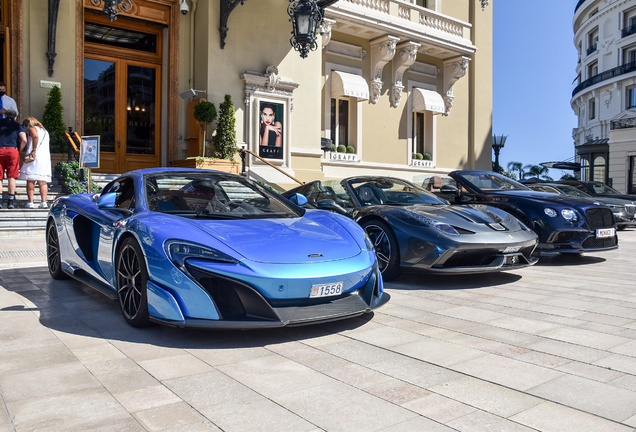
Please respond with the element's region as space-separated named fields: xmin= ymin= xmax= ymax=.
xmin=331 ymin=71 xmax=369 ymax=101
xmin=412 ymin=88 xmax=445 ymax=114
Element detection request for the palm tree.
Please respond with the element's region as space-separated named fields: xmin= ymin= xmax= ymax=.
xmin=526 ymin=164 xmax=553 ymax=181
xmin=507 ymin=162 xmax=526 ymax=180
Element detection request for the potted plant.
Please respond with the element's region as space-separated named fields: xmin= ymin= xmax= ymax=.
xmin=193 ymin=101 xmax=217 ymax=157
xmin=42 ymin=86 xmax=68 ymax=155
xmin=213 ymin=94 xmax=238 ymax=160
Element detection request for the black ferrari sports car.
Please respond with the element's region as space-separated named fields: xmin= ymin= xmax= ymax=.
xmin=284 ymin=176 xmax=538 ymax=280
xmin=427 ymin=171 xmax=618 ymax=254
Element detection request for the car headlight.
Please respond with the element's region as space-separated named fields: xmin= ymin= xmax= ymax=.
xmin=401 ymin=209 xmax=459 ymax=236
xmin=544 ymin=208 xmax=558 ymax=217
xmin=165 ymin=240 xmax=238 ymax=271
xmin=561 ymin=208 xmax=578 ymax=222
xmin=363 ymin=230 xmax=375 ymax=251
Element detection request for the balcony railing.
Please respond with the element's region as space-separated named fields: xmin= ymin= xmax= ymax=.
xmin=333 ymin=0 xmax=469 ymax=39
xmin=611 ymin=117 xmax=636 ymax=130
xmin=587 ymin=43 xmax=597 ymax=55
xmin=623 ymin=24 xmax=636 ymax=38
xmin=573 ymin=61 xmax=636 ymax=96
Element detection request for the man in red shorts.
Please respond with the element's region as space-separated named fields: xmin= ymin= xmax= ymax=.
xmin=0 ymin=109 xmax=27 ymax=209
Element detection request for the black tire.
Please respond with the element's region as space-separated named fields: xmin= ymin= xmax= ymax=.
xmin=361 ymin=219 xmax=401 ymax=281
xmin=46 ymin=220 xmax=69 ymax=280
xmin=116 ymin=237 xmax=151 ymax=327
xmin=618 ymin=225 xmax=627 ymax=231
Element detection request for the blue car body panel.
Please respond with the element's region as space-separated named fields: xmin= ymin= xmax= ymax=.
xmin=47 ymin=168 xmax=388 ymax=328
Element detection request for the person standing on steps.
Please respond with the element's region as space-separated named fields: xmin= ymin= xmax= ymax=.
xmin=0 ymin=82 xmax=18 ymax=119
xmin=19 ymin=117 xmax=51 ymax=209
xmin=0 ymin=109 xmax=26 ymax=209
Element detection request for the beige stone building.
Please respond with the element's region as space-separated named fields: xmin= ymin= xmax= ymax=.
xmin=5 ymin=0 xmax=492 ymax=189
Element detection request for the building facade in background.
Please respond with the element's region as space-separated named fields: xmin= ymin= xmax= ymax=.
xmin=572 ymin=0 xmax=636 ymax=193
xmin=8 ymin=0 xmax=492 ymax=189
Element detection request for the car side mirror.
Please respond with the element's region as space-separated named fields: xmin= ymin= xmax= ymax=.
xmin=286 ymin=193 xmax=308 ymax=207
xmin=97 ymin=192 xmax=116 ymax=209
xmin=316 ymin=199 xmax=349 ymax=215
xmin=97 ymin=192 xmax=133 ymax=217
xmin=440 ymin=184 xmax=459 ymax=194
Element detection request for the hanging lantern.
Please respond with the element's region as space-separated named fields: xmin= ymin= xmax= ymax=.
xmin=288 ymin=0 xmax=323 ymax=59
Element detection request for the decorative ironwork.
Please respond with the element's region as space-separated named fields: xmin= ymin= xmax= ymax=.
xmin=90 ymin=0 xmax=133 ymax=22
xmin=220 ymin=0 xmax=246 ymax=49
xmin=480 ymin=0 xmax=489 ymax=11
xmin=573 ymin=61 xmax=636 ymax=96
xmin=288 ymin=0 xmax=322 ymax=59
xmin=47 ymin=0 xmax=60 ymax=77
xmin=611 ymin=118 xmax=636 ymax=130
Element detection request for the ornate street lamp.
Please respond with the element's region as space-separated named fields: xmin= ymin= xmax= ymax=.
xmin=90 ymin=0 xmax=133 ymax=22
xmin=492 ymin=134 xmax=507 ymax=174
xmin=288 ymin=0 xmax=323 ymax=59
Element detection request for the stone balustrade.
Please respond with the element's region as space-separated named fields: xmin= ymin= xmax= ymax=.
xmin=336 ymin=0 xmax=469 ymax=39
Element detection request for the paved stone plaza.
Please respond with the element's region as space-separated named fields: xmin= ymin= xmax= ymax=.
xmin=1 ymin=231 xmax=636 ymax=431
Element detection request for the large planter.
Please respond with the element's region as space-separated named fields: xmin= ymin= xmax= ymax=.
xmin=171 ymin=157 xmax=240 ymax=174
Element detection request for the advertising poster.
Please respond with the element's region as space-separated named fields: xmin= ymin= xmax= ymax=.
xmin=80 ymin=135 xmax=100 ymax=169
xmin=258 ymin=101 xmax=284 ymax=160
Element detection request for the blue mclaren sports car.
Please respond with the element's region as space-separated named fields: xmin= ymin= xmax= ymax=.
xmin=46 ymin=168 xmax=388 ymax=328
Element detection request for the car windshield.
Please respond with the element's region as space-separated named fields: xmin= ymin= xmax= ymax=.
xmin=557 ymin=185 xmax=591 ymax=198
xmin=144 ymin=172 xmax=300 ymax=219
xmin=589 ymin=182 xmax=622 ymax=195
xmin=347 ymin=178 xmax=446 ymax=206
xmin=460 ymin=173 xmax=530 ymax=191
xmin=529 ymin=185 xmax=560 ymax=194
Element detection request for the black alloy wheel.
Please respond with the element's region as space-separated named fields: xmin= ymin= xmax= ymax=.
xmin=47 ymin=221 xmax=68 ymax=280
xmin=361 ymin=220 xmax=401 ymax=280
xmin=116 ymin=238 xmax=150 ymax=327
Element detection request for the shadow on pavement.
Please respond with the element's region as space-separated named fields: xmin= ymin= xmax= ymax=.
xmin=535 ymin=253 xmax=606 ymax=266
xmin=0 ymin=265 xmax=373 ymax=349
xmin=387 ymin=270 xmax=522 ymax=291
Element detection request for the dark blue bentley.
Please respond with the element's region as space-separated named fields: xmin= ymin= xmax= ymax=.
xmin=433 ymin=170 xmax=618 ymax=254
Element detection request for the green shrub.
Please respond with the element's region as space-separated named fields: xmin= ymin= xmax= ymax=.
xmin=55 ymin=161 xmax=99 ymax=194
xmin=346 ymin=146 xmax=355 ymax=153
xmin=337 ymin=145 xmax=346 ymax=153
xmin=214 ymin=95 xmax=237 ymax=160
xmin=422 ymin=152 xmax=432 ymax=160
xmin=413 ymin=153 xmax=423 ymax=160
xmin=193 ymin=101 xmax=217 ymax=157
xmin=42 ymin=86 xmax=68 ymax=153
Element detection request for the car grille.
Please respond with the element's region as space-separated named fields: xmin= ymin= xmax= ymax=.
xmin=551 ymin=231 xmax=582 ymax=243
xmin=186 ymin=265 xmax=279 ymax=321
xmin=626 ymin=204 xmax=635 ymax=217
xmin=442 ymin=249 xmax=499 ymax=268
xmin=585 ymin=208 xmax=614 ymax=228
xmin=582 ymin=235 xmax=617 ymax=249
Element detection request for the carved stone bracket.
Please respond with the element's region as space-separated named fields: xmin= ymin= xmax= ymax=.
xmin=47 ymin=0 xmax=61 ymax=77
xmin=442 ymin=56 xmax=470 ymax=116
xmin=369 ymin=35 xmax=399 ymax=104
xmin=390 ymin=41 xmax=420 ymax=108
xmin=321 ymin=18 xmax=336 ymax=48
xmin=220 ymin=0 xmax=246 ymax=49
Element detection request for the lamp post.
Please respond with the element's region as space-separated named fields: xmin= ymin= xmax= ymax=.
xmin=89 ymin=0 xmax=133 ymax=21
xmin=288 ymin=0 xmax=323 ymax=59
xmin=492 ymin=134 xmax=507 ymax=174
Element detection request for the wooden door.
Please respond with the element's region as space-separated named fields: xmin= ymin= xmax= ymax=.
xmin=83 ymin=13 xmax=162 ymax=173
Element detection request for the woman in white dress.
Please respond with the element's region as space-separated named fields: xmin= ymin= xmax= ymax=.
xmin=19 ymin=117 xmax=51 ymax=208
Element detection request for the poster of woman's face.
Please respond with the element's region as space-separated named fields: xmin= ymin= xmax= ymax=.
xmin=259 ymin=101 xmax=284 ymax=159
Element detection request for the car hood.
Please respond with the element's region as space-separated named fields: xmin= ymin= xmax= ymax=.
xmin=400 ymin=204 xmax=516 ymax=232
xmin=183 ymin=211 xmax=362 ymax=264
xmin=482 ymin=190 xmax=602 ymax=207
xmin=593 ymin=196 xmax=634 ymax=206
xmin=595 ymin=193 xmax=636 ymax=204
